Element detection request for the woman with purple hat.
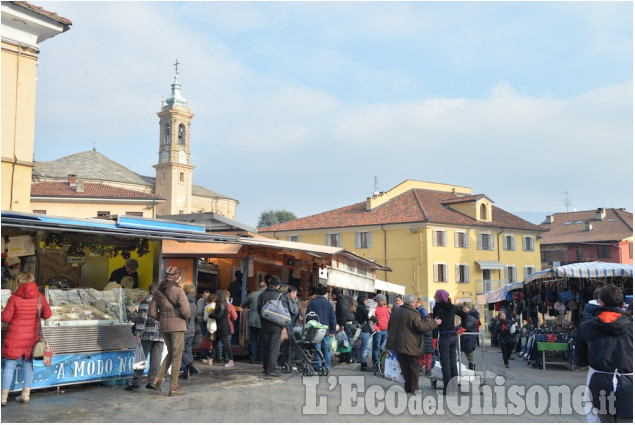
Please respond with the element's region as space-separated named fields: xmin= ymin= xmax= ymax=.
xmin=431 ymin=289 xmax=467 ymax=395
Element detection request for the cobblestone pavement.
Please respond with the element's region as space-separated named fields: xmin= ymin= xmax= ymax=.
xmin=1 ymin=344 xmax=588 ymax=423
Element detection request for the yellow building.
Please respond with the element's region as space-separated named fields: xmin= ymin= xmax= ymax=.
xmin=259 ymin=179 xmax=543 ymax=306
xmin=1 ymin=2 xmax=71 ymax=212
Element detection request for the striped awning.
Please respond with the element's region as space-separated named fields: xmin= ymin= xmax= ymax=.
xmin=476 ymin=260 xmax=504 ymax=270
xmin=524 ymin=262 xmax=634 ymax=284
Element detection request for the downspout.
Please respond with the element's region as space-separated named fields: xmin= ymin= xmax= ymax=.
xmin=10 ymin=44 xmax=24 ymax=210
xmin=381 ymin=224 xmax=388 ymax=281
xmin=497 ymin=228 xmax=504 ymax=284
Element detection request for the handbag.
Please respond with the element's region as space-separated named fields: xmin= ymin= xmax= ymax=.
xmin=32 ymin=295 xmax=53 ymax=367
xmin=133 ymin=340 xmax=147 ymax=370
xmin=365 ymin=320 xmax=376 ymax=333
xmin=260 ymin=294 xmax=291 ymax=327
xmin=200 ymin=334 xmax=214 ymax=351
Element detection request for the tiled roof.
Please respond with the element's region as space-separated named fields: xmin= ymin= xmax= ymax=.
xmin=441 ymin=194 xmax=491 ymax=204
xmin=12 ymin=1 xmax=72 ymax=25
xmin=539 ymin=209 xmax=633 ymax=245
xmin=259 ymin=189 xmax=543 ymax=232
xmin=32 ymin=150 xmax=235 ymax=200
xmin=31 ymin=182 xmax=163 ymax=200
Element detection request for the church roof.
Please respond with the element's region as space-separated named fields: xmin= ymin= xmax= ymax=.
xmin=31 ymin=181 xmax=163 ymax=200
xmin=32 ymin=149 xmax=235 ymax=200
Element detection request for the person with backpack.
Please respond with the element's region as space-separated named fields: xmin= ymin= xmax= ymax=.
xmin=305 ymin=286 xmax=337 ymax=372
xmin=257 ymin=276 xmax=285 ymax=377
xmin=355 ymin=294 xmax=377 ymax=372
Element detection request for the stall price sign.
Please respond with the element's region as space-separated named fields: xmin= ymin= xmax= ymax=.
xmin=3 ymin=235 xmax=35 ymax=257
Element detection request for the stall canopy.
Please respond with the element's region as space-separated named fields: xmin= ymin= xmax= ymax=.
xmin=477 ymin=282 xmax=524 ymax=305
xmin=524 ymin=262 xmax=634 ymax=284
xmin=374 ymin=279 xmax=406 ymax=295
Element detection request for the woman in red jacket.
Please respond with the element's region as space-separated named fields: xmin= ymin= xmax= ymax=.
xmin=1 ymin=273 xmax=52 ymax=406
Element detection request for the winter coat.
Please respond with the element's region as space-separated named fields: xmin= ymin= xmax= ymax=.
xmin=375 ymin=305 xmax=390 ymax=331
xmin=257 ymin=287 xmax=284 ymax=332
xmin=149 ymin=281 xmax=190 ymax=333
xmin=416 ymin=305 xmax=434 ymax=354
xmin=208 ymin=300 xmax=231 ymax=338
xmin=185 ymin=292 xmax=196 ymax=338
xmin=305 ymin=296 xmax=337 ymax=334
xmin=460 ymin=308 xmax=480 ymax=353
xmin=355 ymin=302 xmax=377 ymax=333
xmin=574 ymin=307 xmax=633 ymax=418
xmin=386 ymin=304 xmax=438 ymax=356
xmin=227 ymin=302 xmax=238 ymax=334
xmin=335 ymin=294 xmax=355 ymax=326
xmin=1 ymin=282 xmax=52 ymax=360
xmin=280 ymin=293 xmax=301 ymax=326
xmin=495 ymin=318 xmax=514 ymax=346
xmin=432 ymin=301 xmax=466 ymax=337
xmin=242 ymin=289 xmax=264 ymax=328
xmin=582 ymin=300 xmax=600 ymax=322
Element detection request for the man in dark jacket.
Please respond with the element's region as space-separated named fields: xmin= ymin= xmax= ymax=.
xmin=386 ymin=294 xmax=441 ymax=395
xmin=306 ymin=286 xmax=337 ymax=370
xmin=460 ymin=303 xmax=480 ymax=370
xmin=108 ymin=258 xmax=139 ymax=289
xmin=228 ymin=270 xmax=243 ymax=307
xmin=333 ymin=288 xmax=354 ymax=363
xmin=575 ymin=285 xmax=632 ymax=423
xmin=257 ymin=276 xmax=284 ymax=377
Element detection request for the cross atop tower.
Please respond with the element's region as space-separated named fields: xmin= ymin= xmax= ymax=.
xmin=173 ymin=58 xmax=180 ymax=75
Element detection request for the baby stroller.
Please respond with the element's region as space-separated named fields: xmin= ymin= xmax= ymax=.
xmin=280 ymin=311 xmax=330 ymax=376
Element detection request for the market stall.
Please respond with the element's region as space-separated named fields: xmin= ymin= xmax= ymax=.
xmin=1 ymin=211 xmax=237 ymax=391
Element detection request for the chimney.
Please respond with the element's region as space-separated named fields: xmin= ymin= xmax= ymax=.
xmin=75 ymin=180 xmax=84 ymax=193
xmin=585 ymin=222 xmax=593 ymax=231
xmin=68 ymin=174 xmax=78 ymax=187
xmin=545 ymin=215 xmax=554 ymax=224
xmin=595 ymin=208 xmax=606 ymax=221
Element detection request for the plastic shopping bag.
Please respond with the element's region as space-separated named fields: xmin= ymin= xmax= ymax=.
xmin=383 ymin=351 xmax=405 ymax=384
xmin=133 ymin=340 xmax=147 ymax=371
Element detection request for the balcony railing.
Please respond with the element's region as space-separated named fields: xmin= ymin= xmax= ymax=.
xmin=476 ymin=279 xmax=508 ymax=293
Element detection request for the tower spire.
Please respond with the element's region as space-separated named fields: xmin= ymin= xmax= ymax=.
xmin=165 ymin=59 xmax=187 ymax=107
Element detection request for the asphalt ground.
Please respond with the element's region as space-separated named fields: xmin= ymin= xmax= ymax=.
xmin=1 ymin=342 xmax=589 ymax=423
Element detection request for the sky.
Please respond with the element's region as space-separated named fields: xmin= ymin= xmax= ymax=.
xmin=32 ymin=1 xmax=633 ymax=228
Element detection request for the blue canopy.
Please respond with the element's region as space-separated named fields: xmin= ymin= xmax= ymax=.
xmin=525 ymin=262 xmax=633 ymax=284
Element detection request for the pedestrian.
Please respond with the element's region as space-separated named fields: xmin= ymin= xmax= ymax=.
xmin=1 ymin=273 xmax=52 ymax=406
xmin=149 ymin=266 xmax=190 ymax=396
xmin=108 ymin=258 xmax=140 ymax=289
xmin=208 ymin=290 xmax=235 ymax=367
xmin=582 ymin=288 xmax=602 ymax=322
xmin=201 ymin=292 xmax=217 ymax=365
xmin=242 ymin=281 xmax=266 ymax=364
xmin=432 ymin=289 xmax=466 ymax=395
xmin=386 ymin=294 xmax=441 ymax=395
xmin=257 ymin=276 xmax=285 ymax=377
xmin=355 ymin=294 xmax=377 ymax=372
xmin=394 ymin=295 xmax=404 ymax=307
xmin=224 ymin=290 xmax=239 ymax=362
xmin=575 ymin=284 xmax=632 ymax=423
xmin=372 ymin=294 xmax=390 ymax=371
xmin=461 ymin=302 xmax=480 ymax=370
xmin=228 ymin=270 xmax=243 ymax=307
xmin=126 ymin=283 xmax=165 ymax=391
xmin=305 ymin=285 xmax=337 ymax=371
xmin=196 ymin=289 xmax=211 ymax=362
xmin=494 ymin=311 xmax=515 ymax=368
xmin=333 ymin=288 xmax=354 ymax=363
xmin=280 ymin=285 xmax=301 ymax=366
xmin=179 ymin=284 xmax=199 ymax=379
xmin=415 ymin=297 xmax=434 ymax=376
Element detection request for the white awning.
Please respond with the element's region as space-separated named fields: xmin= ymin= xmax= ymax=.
xmin=374 ymin=279 xmax=406 ymax=295
xmin=326 ymin=268 xmax=376 ymax=292
xmin=476 ymin=260 xmax=504 ymax=270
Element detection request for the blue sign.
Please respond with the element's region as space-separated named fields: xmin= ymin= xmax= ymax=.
xmin=1 ymin=350 xmax=138 ymax=391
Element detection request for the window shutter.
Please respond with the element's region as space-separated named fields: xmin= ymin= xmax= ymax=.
xmin=455 ymin=264 xmax=460 ymax=282
xmin=443 ymin=231 xmax=447 ymax=247
xmin=443 ymin=264 xmax=448 ymax=282
xmin=432 ymin=231 xmax=438 ymax=247
xmin=465 ymin=233 xmax=469 ymax=248
xmin=513 ymin=266 xmax=517 ymax=282
xmin=490 ymin=234 xmax=495 ymax=251
xmin=368 ymin=232 xmax=372 ymax=248
xmin=434 ymin=264 xmax=439 ymax=282
xmin=466 ymin=266 xmax=470 ymax=283
xmin=477 ymin=234 xmax=483 ymax=250
xmin=355 ymin=232 xmax=360 ymax=249
xmin=504 ymin=267 xmax=508 ymax=281
xmin=511 ymin=237 xmax=516 ymax=251
xmin=455 ymin=232 xmax=459 ymax=248
xmin=325 ymin=234 xmax=330 ymax=246
xmin=503 ymin=236 xmax=509 ymax=250
xmin=530 ymin=237 xmax=535 ymax=251
xmin=337 ymin=234 xmax=341 ymax=247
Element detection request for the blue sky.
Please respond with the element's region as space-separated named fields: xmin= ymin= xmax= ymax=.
xmin=33 ymin=1 xmax=633 ymax=227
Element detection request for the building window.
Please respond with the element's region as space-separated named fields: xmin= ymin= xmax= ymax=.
xmin=97 ymin=211 xmax=110 ymax=217
xmin=503 ymin=235 xmax=516 ymax=251
xmin=577 ymin=246 xmax=585 ymax=261
xmin=541 ymin=251 xmax=552 ymax=262
xmin=523 ymin=236 xmax=535 ymax=251
xmin=505 ymin=265 xmax=517 ymax=283
xmin=355 ymin=231 xmax=372 ymax=249
xmin=178 ymin=124 xmax=185 ymax=144
xmin=480 ymin=204 xmax=487 ymax=221
xmin=455 ymin=231 xmax=469 ymax=248
xmin=478 ymin=233 xmax=494 ymax=250
xmin=125 ymin=212 xmax=143 ymax=216
xmin=524 ymin=266 xmax=536 ymax=278
xmin=456 ymin=264 xmax=470 ymax=283
xmin=179 ymin=172 xmax=185 ymax=183
xmin=432 ymin=230 xmax=447 ymax=247
xmin=32 ymin=210 xmax=46 ymax=214
xmin=434 ymin=263 xmax=448 ymax=282
xmin=598 ymin=245 xmax=611 ymax=259
xmin=164 ymin=123 xmax=171 ymax=144
xmin=326 ymin=233 xmax=341 ymax=247
xmin=286 ymin=235 xmax=301 ymax=243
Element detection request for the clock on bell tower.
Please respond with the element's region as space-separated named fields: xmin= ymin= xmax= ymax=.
xmin=153 ymin=59 xmax=195 ymax=216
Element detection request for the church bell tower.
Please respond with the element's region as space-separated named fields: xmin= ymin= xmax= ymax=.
xmin=153 ymin=60 xmax=195 ymax=215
